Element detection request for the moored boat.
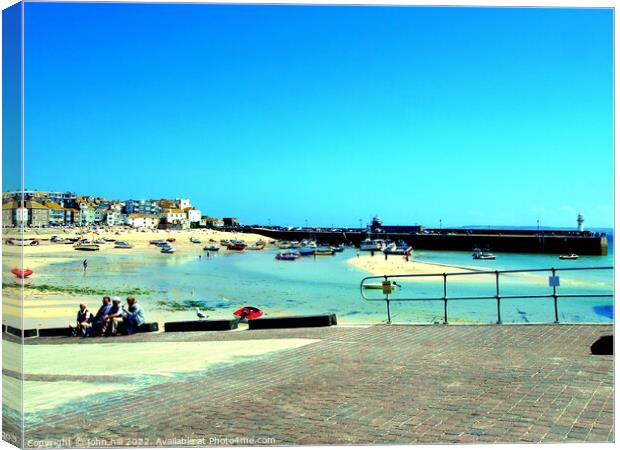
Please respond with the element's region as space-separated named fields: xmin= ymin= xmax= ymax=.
xmin=203 ymin=245 xmax=220 ymax=252
xmin=472 ymin=249 xmax=496 ymax=260
xmin=11 ymin=268 xmax=33 ymax=279
xmin=360 ymin=238 xmax=384 ymax=251
xmin=114 ymin=241 xmax=134 ymax=249
xmin=227 ymin=243 xmax=246 ymax=251
xmin=161 ymin=246 xmax=176 ymax=254
xmin=298 ymin=247 xmax=315 ymax=256
xmin=246 ymin=240 xmax=265 ymax=250
xmin=315 ymin=245 xmax=335 ymax=255
xmin=233 ymin=306 xmax=263 ymax=322
xmin=276 ymin=251 xmax=300 ymax=260
xmin=559 ymin=253 xmax=579 ymax=260
xmin=74 ymin=244 xmax=100 ymax=251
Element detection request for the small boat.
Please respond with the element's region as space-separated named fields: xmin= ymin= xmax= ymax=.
xmin=50 ymin=236 xmax=62 ymax=243
xmin=246 ymin=241 xmax=265 ymax=250
xmin=103 ymin=237 xmax=116 ymax=242
xmin=166 ymin=237 xmax=176 ymax=243
xmin=278 ymin=243 xmax=292 ymax=249
xmin=227 ymin=243 xmax=246 ymax=251
xmin=149 ymin=239 xmax=166 ymax=245
xmin=203 ymin=245 xmax=220 ymax=252
xmin=298 ymin=247 xmax=315 ymax=256
xmin=156 ymin=241 xmax=171 ymax=247
xmin=11 ymin=268 xmax=33 ymax=279
xmin=114 ymin=241 xmax=134 ymax=249
xmin=315 ymin=245 xmax=335 ymax=255
xmin=332 ymin=244 xmax=345 ymax=253
xmin=94 ymin=238 xmax=106 ymax=244
xmin=233 ymin=306 xmax=263 ymax=322
xmin=161 ymin=246 xmax=176 ymax=254
xmin=360 ymin=238 xmax=383 ymax=251
xmin=276 ymin=251 xmax=300 ymax=260
xmin=472 ymin=249 xmax=495 ymax=260
xmin=383 ymin=243 xmax=411 ymax=255
xmin=190 ymin=237 xmax=202 ymax=244
xmin=559 ymin=253 xmax=579 ymax=260
xmin=74 ymin=244 xmax=100 ymax=251
xmin=220 ymin=239 xmax=232 ymax=246
xmin=12 ymin=238 xmax=34 ymax=246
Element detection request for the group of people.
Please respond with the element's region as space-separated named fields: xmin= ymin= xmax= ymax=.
xmin=70 ymin=296 xmax=145 ymax=337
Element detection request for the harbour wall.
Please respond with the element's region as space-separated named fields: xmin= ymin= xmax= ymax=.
xmin=239 ymin=228 xmax=608 ymax=256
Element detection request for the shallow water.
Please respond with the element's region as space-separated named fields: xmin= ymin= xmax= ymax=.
xmin=18 ymin=245 xmax=614 ymax=325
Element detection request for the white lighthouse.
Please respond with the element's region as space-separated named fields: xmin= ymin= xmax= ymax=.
xmin=577 ymin=213 xmax=584 ymax=232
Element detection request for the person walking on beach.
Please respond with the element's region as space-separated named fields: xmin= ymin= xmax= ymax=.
xmin=83 ymin=259 xmax=88 ymax=272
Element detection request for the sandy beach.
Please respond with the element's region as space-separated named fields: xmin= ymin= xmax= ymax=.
xmin=2 ymin=227 xmax=274 ymax=328
xmin=346 ymin=253 xmax=476 ymax=278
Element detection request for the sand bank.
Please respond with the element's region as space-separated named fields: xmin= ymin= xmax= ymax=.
xmin=347 ymin=254 xmax=477 ymax=278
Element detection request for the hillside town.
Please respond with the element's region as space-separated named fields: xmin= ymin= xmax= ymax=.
xmin=2 ymin=190 xmax=239 ymax=229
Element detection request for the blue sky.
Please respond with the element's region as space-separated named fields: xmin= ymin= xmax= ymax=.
xmin=16 ymin=3 xmax=614 ymax=228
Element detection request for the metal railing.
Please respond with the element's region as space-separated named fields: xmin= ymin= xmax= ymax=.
xmin=360 ymin=266 xmax=614 ymax=324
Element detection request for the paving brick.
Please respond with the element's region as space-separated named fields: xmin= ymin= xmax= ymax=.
xmin=2 ymin=324 xmax=612 ymax=446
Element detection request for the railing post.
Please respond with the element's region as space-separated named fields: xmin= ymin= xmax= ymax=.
xmin=385 ymin=275 xmax=391 ymax=324
xmin=552 ymin=267 xmax=559 ymax=323
xmin=443 ymin=273 xmax=448 ymax=324
xmin=495 ymin=270 xmax=502 ymax=324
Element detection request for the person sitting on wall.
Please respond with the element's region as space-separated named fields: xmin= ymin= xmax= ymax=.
xmin=105 ymin=297 xmax=126 ymax=336
xmin=124 ymin=296 xmax=146 ymax=335
xmin=69 ymin=303 xmax=92 ymax=337
xmin=90 ymin=296 xmax=112 ymax=337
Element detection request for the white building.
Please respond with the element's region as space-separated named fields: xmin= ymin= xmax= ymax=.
xmin=105 ymin=210 xmax=123 ymax=226
xmin=125 ymin=213 xmax=160 ymax=229
xmin=185 ymin=208 xmax=201 ymax=224
xmin=161 ymin=208 xmax=189 ymax=229
xmin=177 ymin=198 xmax=191 ymax=210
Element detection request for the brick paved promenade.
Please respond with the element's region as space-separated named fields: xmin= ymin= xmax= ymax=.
xmin=5 ymin=324 xmax=614 ymax=446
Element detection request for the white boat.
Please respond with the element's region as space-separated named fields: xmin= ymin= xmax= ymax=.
xmin=190 ymin=237 xmax=202 ymax=244
xmin=12 ymin=238 xmax=34 ymax=246
xmin=472 ymin=249 xmax=496 ymax=260
xmin=559 ymin=253 xmax=579 ymax=260
xmin=114 ymin=241 xmax=134 ymax=249
xmin=161 ymin=246 xmax=176 ymax=254
xmin=360 ymin=238 xmax=383 ymax=251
